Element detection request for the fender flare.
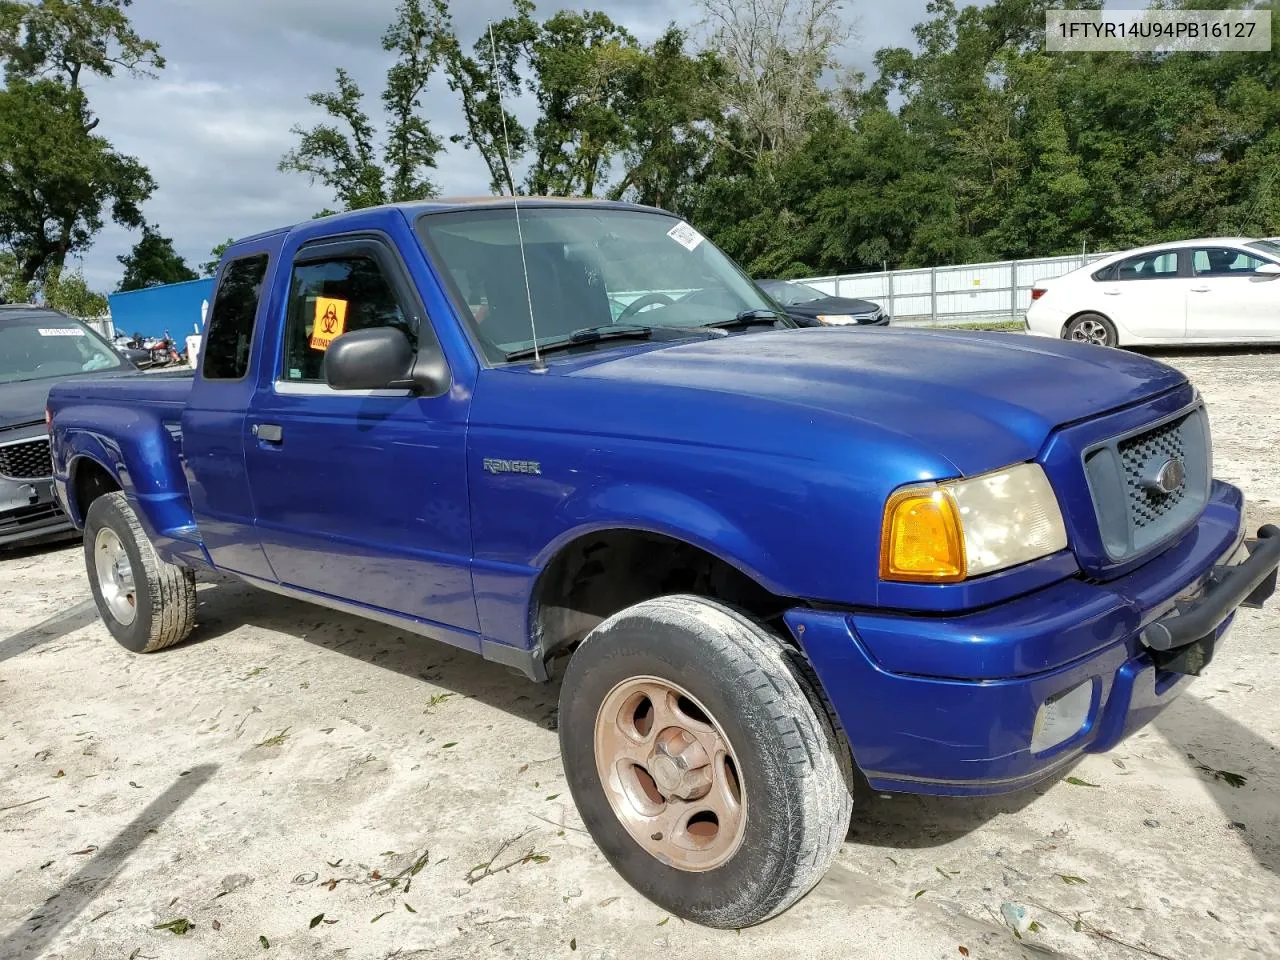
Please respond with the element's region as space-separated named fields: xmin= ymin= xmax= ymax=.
xmin=533 ymin=483 xmax=786 ymax=595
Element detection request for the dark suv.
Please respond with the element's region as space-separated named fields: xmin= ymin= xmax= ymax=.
xmin=0 ymin=305 xmax=135 ymax=548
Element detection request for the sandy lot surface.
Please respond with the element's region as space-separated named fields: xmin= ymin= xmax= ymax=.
xmin=1 ymin=348 xmax=1278 ymax=960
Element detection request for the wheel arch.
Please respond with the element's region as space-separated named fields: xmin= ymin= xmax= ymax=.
xmin=529 ymin=524 xmax=798 ymax=667
xmin=67 ymin=454 xmax=122 ymax=527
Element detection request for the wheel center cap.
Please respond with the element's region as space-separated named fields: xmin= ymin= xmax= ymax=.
xmin=650 ymin=754 xmax=684 ymax=794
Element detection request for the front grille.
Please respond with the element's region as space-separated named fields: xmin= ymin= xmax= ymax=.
xmin=0 ymin=437 xmax=54 ymax=480
xmin=1121 ymin=419 xmax=1188 ymax=531
xmin=1084 ymin=408 xmax=1211 ymax=561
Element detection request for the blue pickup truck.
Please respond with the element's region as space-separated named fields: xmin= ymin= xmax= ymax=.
xmin=47 ymin=199 xmax=1280 ymax=928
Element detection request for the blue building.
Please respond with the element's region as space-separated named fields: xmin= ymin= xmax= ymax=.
xmin=107 ymin=277 xmax=215 ymax=341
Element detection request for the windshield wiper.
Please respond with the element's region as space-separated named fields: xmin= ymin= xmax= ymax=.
xmin=504 ymin=324 xmax=654 ymax=362
xmin=702 ymin=309 xmax=789 ymax=330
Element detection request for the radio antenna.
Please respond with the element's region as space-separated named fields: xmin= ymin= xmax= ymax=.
xmin=488 ymin=21 xmax=545 ymax=373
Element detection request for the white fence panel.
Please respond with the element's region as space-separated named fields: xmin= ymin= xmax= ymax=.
xmin=799 ymin=250 xmax=1113 ymax=325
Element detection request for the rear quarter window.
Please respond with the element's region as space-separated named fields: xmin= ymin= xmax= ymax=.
xmin=202 ymin=255 xmax=270 ymax=380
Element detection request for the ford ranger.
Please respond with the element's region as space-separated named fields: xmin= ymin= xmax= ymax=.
xmin=46 ymin=199 xmax=1280 ymax=928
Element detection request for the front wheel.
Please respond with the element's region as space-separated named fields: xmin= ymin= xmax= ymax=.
xmin=83 ymin=492 xmax=197 ymax=653
xmin=558 ymin=596 xmax=853 ymax=928
xmin=1064 ymin=312 xmax=1118 ymax=347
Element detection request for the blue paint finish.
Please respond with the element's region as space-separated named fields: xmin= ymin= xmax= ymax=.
xmin=237 ymin=211 xmax=480 ymax=639
xmin=181 ymin=230 xmax=288 ymax=580
xmin=44 ymin=199 xmax=1277 ymax=797
xmin=47 ymin=374 xmax=197 ymax=556
xmin=788 ymin=481 xmax=1244 ymax=795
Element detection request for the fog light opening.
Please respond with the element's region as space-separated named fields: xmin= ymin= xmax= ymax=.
xmin=1030 ymin=681 xmax=1093 ymax=754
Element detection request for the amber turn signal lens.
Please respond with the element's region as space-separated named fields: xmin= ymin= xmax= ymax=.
xmin=880 ymin=487 xmax=966 ymax=582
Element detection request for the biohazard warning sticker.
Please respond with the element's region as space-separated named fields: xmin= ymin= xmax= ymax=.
xmin=310 ymin=297 xmax=348 ymax=351
xmin=666 ymin=221 xmax=705 ymax=252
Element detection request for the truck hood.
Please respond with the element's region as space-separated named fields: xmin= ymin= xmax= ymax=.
xmin=564 ymin=327 xmax=1186 ymax=475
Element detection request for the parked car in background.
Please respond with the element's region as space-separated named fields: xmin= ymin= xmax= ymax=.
xmin=112 ymin=333 xmax=152 ymax=367
xmin=756 ymin=279 xmax=890 ymax=326
xmin=1026 ymin=238 xmax=1280 ymax=347
xmin=0 ymin=304 xmax=137 ymax=548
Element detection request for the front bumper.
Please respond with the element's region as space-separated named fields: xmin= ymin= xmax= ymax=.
xmin=787 ymin=481 xmax=1277 ymax=797
xmin=0 ymin=475 xmax=73 ymax=548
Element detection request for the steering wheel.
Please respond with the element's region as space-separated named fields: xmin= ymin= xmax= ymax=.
xmin=618 ymin=292 xmax=676 ymax=321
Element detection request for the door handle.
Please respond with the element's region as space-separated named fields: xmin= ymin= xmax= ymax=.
xmin=252 ymin=423 xmax=284 ymax=444
xmin=1190 ymin=287 xmax=1211 ymax=293
xmin=1103 ymin=290 xmax=1122 ymax=296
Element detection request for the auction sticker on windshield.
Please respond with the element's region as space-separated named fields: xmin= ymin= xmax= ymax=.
xmin=310 ymin=297 xmax=348 ymax=352
xmin=667 ymin=221 xmax=705 ymax=252
xmin=38 ymin=327 xmax=86 ymax=337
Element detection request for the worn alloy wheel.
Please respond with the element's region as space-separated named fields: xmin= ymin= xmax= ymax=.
xmin=594 ymin=676 xmax=746 ymax=872
xmin=560 ymin=595 xmax=854 ymax=928
xmin=1064 ymin=312 xmax=1118 ymax=347
xmin=83 ymin=491 xmax=197 ymax=654
xmin=94 ymin=526 xmax=139 ymax=626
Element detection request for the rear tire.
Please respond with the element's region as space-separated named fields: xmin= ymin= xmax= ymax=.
xmin=558 ymin=595 xmax=853 ymax=928
xmin=1064 ymin=312 xmax=1118 ymax=347
xmin=83 ymin=492 xmax=196 ymax=653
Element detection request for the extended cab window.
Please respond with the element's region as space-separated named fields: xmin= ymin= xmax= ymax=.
xmin=283 ymin=255 xmax=409 ymax=382
xmin=1192 ymin=247 xmax=1267 ymax=277
xmin=202 ymin=255 xmax=269 ymax=380
xmin=1111 ymin=251 xmax=1179 ymax=281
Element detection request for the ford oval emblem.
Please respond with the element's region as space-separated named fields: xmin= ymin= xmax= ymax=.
xmin=1145 ymin=457 xmax=1186 ymax=495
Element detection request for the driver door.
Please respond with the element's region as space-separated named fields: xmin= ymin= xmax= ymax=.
xmin=241 ymin=234 xmax=478 ymax=642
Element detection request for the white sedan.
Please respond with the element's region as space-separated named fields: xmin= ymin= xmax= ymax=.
xmin=1025 ymin=238 xmax=1280 ymax=347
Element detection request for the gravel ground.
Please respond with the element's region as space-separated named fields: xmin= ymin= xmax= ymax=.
xmin=1 ymin=347 xmax=1278 ymax=960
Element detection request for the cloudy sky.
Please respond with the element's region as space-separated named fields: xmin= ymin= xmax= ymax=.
xmin=76 ymin=0 xmax=934 ymax=292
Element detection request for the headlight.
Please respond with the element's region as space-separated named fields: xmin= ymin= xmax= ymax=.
xmin=817 ymin=314 xmax=857 ymax=325
xmin=880 ymin=463 xmax=1068 ymax=582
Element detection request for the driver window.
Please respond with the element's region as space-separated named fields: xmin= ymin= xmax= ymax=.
xmin=282 ymin=255 xmax=410 ymax=382
xmin=1192 ymin=247 xmax=1266 ymax=277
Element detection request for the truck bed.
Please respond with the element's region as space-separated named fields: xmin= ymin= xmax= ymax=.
xmin=48 ymin=369 xmax=194 ymax=406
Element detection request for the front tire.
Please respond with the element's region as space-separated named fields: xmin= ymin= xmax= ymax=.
xmin=83 ymin=492 xmax=196 ymax=653
xmin=558 ymin=596 xmax=853 ymax=928
xmin=1064 ymin=312 xmax=1118 ymax=347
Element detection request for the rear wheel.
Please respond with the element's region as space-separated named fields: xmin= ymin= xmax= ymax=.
xmin=1064 ymin=312 xmax=1118 ymax=347
xmin=83 ymin=492 xmax=196 ymax=653
xmin=559 ymin=596 xmax=853 ymax=928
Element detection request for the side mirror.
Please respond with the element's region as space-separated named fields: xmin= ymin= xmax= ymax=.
xmin=1254 ymin=263 xmax=1280 ymax=280
xmin=324 ymin=327 xmax=414 ymax=391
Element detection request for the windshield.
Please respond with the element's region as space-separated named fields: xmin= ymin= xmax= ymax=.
xmin=1246 ymin=239 xmax=1280 ymax=260
xmin=0 ymin=314 xmax=124 ymax=384
xmin=763 ymin=281 xmax=826 ymax=306
xmin=416 ymin=206 xmax=786 ymax=363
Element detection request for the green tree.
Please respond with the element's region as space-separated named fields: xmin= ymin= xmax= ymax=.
xmin=279 ymin=0 xmax=448 ymax=211
xmin=0 ymin=249 xmax=34 ymax=302
xmin=0 ymin=0 xmax=160 ymax=283
xmin=116 ymin=225 xmax=197 ymax=291
xmin=438 ymin=0 xmax=530 ymax=195
xmin=607 ymin=27 xmax=724 ymax=210
xmin=201 ymin=237 xmax=235 ymax=277
xmin=0 ymin=79 xmax=152 ymax=284
xmin=43 ymin=264 xmax=108 ymax=316
xmin=0 ymin=0 xmax=163 ymax=90
xmin=447 ymin=2 xmax=717 ymax=202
